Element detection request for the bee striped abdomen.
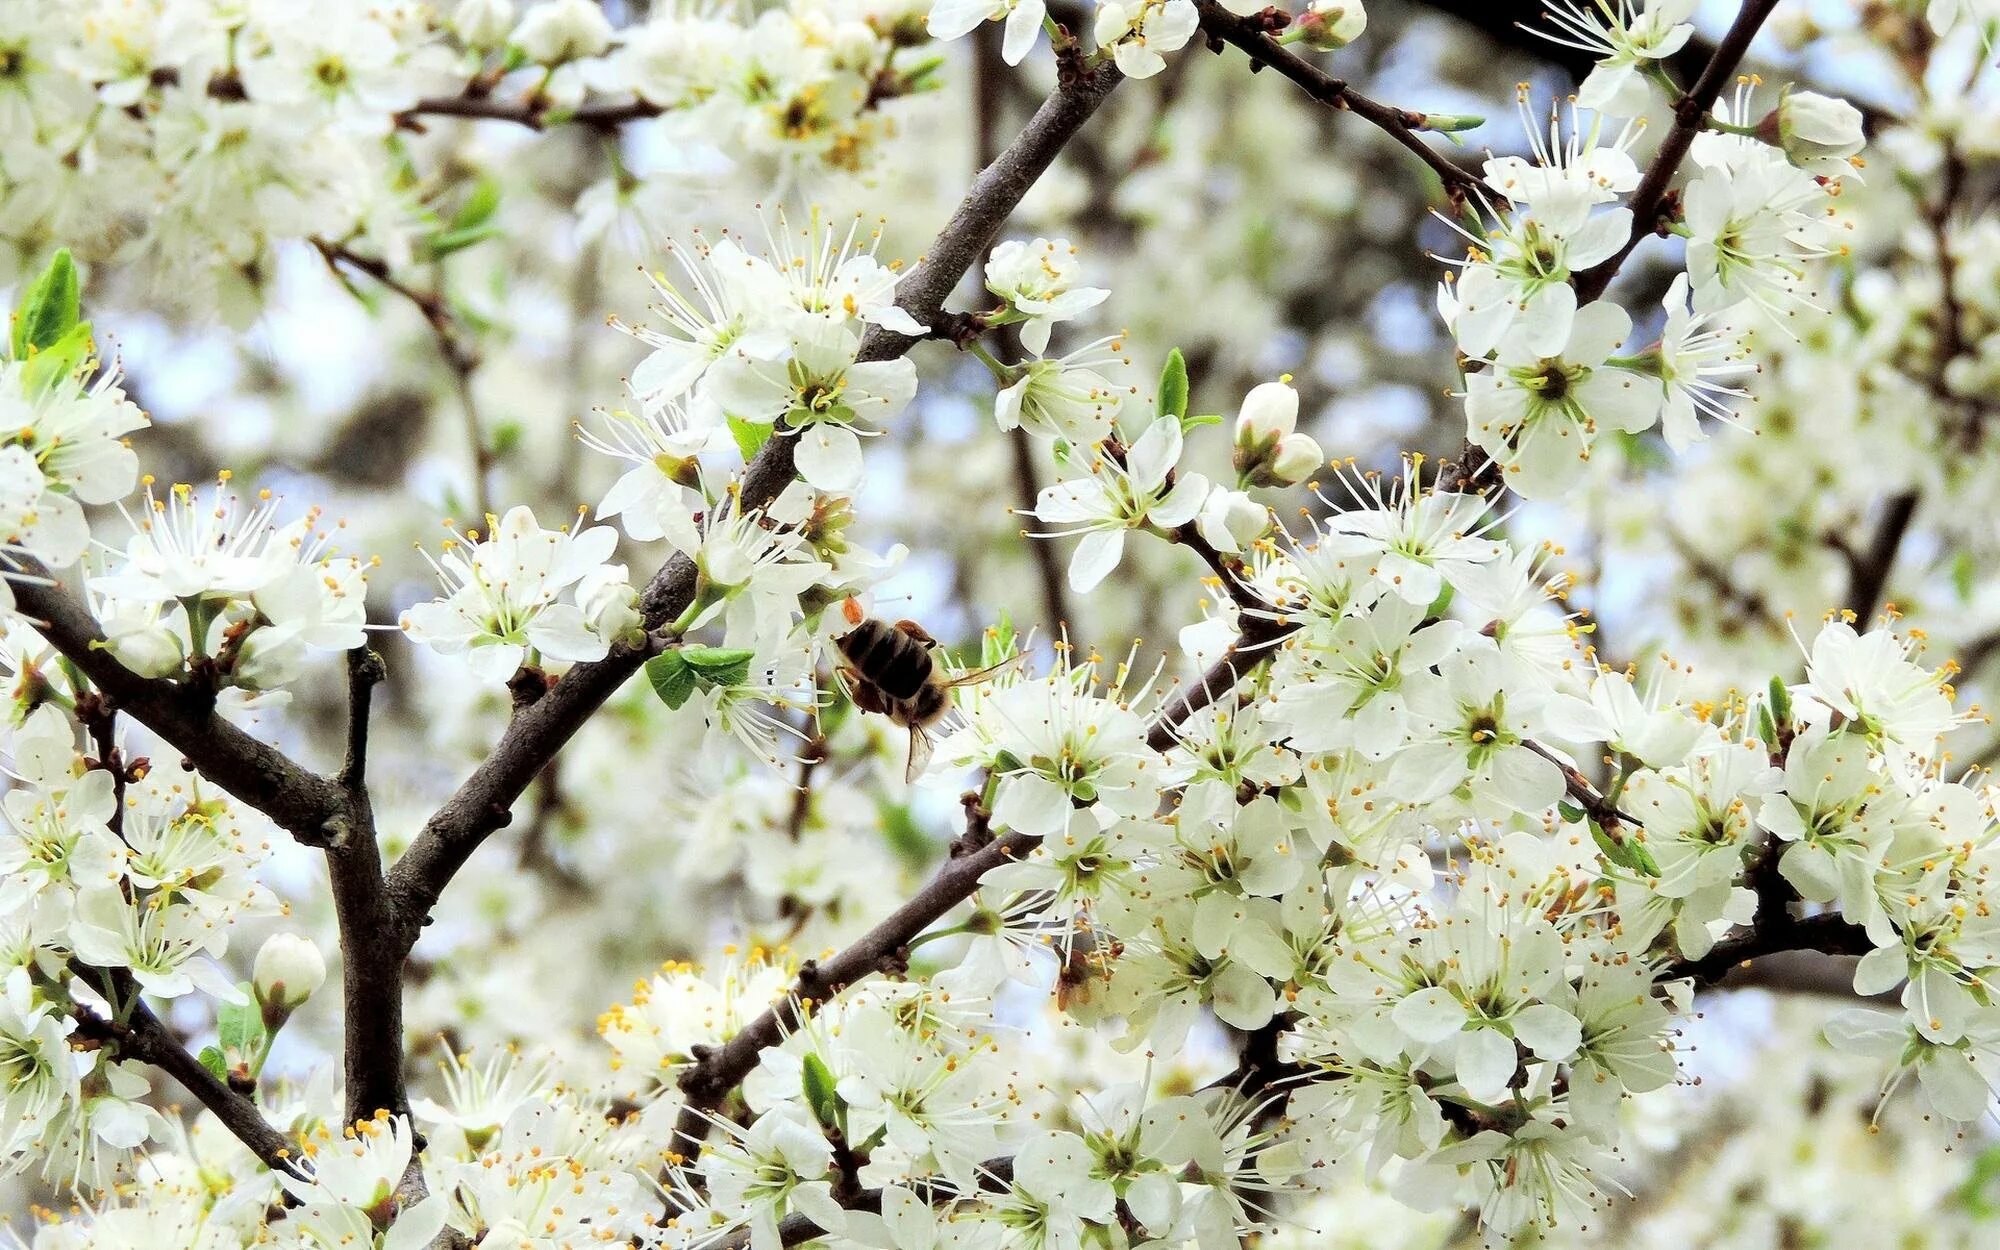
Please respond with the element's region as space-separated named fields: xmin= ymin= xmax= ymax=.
xmin=838 ymin=618 xmax=935 ymax=701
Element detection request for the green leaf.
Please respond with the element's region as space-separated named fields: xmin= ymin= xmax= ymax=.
xmin=645 ymin=652 xmax=699 ymax=710
xmin=1757 ymin=702 xmax=1777 ymax=747
xmin=981 ymin=611 xmax=1017 ymax=669
xmin=426 ymin=224 xmax=503 ymax=258
xmin=452 ymin=176 xmax=503 ymax=233
xmin=217 ymin=991 xmax=265 ymax=1058
xmin=490 ymin=420 xmax=524 ymax=457
xmin=727 ymin=415 xmax=774 ymax=461
xmin=1556 ymin=801 xmax=1586 ymax=824
xmin=1587 ymin=818 xmax=1657 ymax=876
xmin=12 ymin=249 xmax=80 ymax=360
xmin=1954 ymin=549 xmax=1977 ymax=604
xmin=198 ymin=1046 xmax=228 ymax=1082
xmin=681 ymin=646 xmax=755 ymax=688
xmin=19 ymin=320 xmax=94 ymax=395
xmin=801 ymin=1052 xmax=844 ymax=1131
xmin=1157 ymin=348 xmax=1189 ymax=422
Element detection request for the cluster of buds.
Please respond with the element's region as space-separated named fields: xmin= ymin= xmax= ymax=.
xmin=1232 ymin=379 xmax=1325 ymax=488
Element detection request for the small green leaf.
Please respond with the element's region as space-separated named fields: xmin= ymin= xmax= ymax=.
xmin=1557 ymin=801 xmax=1586 ymax=824
xmin=217 ymin=991 xmax=265 ymax=1058
xmin=452 ymin=176 xmax=503 ymax=232
xmin=1424 ymin=583 xmax=1455 ymax=622
xmin=681 ymin=646 xmax=755 ymax=688
xmin=490 ymin=420 xmax=524 ymax=457
xmin=645 ymin=652 xmax=698 ymax=710
xmin=1416 ymin=112 xmax=1485 ymax=134
xmin=198 ymin=1046 xmax=228 ymax=1082
xmin=801 ymin=1052 xmax=844 ymax=1131
xmin=1157 ymin=348 xmax=1189 ymax=423
xmin=1757 ymin=702 xmax=1777 ymax=747
xmin=981 ymin=611 xmax=1017 ymax=669
xmin=426 ymin=224 xmax=503 ymax=258
xmin=727 ymin=415 xmax=774 ymax=461
xmin=13 ymin=248 xmax=80 ymax=360
xmin=1954 ymin=549 xmax=1977 ymax=604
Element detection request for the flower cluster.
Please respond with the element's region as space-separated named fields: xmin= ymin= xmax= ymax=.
xmin=0 ymin=0 xmax=943 ymax=316
xmin=1441 ymin=67 xmax=1858 ymax=495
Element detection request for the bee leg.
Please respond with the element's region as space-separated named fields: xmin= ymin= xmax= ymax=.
xmin=842 ymin=666 xmax=891 ymax=716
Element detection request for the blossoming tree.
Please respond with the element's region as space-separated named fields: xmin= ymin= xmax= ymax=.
xmin=0 ymin=0 xmax=1997 ymax=1246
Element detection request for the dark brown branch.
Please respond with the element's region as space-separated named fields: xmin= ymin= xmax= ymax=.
xmin=670 ymin=814 xmax=1035 ymax=1151
xmin=1841 ymin=490 xmax=1919 ymax=623
xmin=8 ymin=566 xmax=350 ymax=845
xmin=1666 ymin=910 xmax=1872 ymax=986
xmin=1191 ymin=0 xmax=1480 ymax=201
xmin=398 ymin=91 xmax=663 ymax=132
xmin=1572 ymin=0 xmax=1784 ymax=303
xmin=75 ymin=987 xmax=302 ymax=1177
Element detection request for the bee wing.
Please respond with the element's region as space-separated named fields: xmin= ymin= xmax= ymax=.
xmin=905 ymin=723 xmax=936 ymax=784
xmin=938 ymin=651 xmax=1028 ymax=690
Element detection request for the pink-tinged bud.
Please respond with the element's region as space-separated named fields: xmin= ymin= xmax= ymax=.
xmin=1294 ymin=0 xmax=1367 ymax=49
xmin=1758 ymin=88 xmax=1863 ymax=177
xmin=1234 ymin=381 xmax=1299 ymax=447
xmin=1269 ymin=433 xmax=1324 ymax=486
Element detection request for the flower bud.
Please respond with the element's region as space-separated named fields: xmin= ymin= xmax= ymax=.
xmin=1235 ymin=381 xmax=1314 ymax=486
xmin=1270 ymin=433 xmax=1325 ymax=486
xmin=1197 ymin=488 xmax=1270 ymax=554
xmin=1294 ymin=0 xmax=1366 ymax=49
xmin=253 ymin=933 xmax=325 ymax=1026
xmin=1234 ymin=381 xmax=1299 ymax=446
xmin=1758 ymin=88 xmax=1863 ymax=178
xmin=512 ymin=0 xmax=613 ymax=64
xmin=452 ymin=0 xmax=517 ymax=47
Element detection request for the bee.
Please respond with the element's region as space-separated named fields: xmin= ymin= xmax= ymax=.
xmin=834 ymin=598 xmax=1015 ymax=781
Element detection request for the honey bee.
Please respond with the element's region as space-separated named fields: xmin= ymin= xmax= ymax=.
xmin=834 ymin=599 xmax=1015 ymax=781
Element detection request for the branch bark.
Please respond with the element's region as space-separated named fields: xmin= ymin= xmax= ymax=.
xmin=74 ymin=987 xmax=302 ymax=1177
xmin=1571 ymin=0 xmax=1783 ymax=304
xmin=1191 ymin=0 xmax=1480 ymax=201
xmin=8 ymin=566 xmax=350 ymax=845
xmin=383 ymin=61 xmax=1125 ymax=947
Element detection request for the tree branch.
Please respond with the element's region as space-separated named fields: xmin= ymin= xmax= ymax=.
xmin=1191 ymin=0 xmax=1481 ymax=201
xmin=671 ymin=807 xmax=1035 ymax=1152
xmin=7 ymin=565 xmax=350 ymax=846
xmin=382 ymin=59 xmax=1126 ymax=948
xmin=1572 ymin=0 xmax=1783 ymax=303
xmin=75 ymin=988 xmax=303 ymax=1177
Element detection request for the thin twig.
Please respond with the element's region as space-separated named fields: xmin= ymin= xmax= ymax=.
xmin=1191 ymin=0 xmax=1481 ymax=202
xmin=1572 ymin=0 xmax=1784 ymax=303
